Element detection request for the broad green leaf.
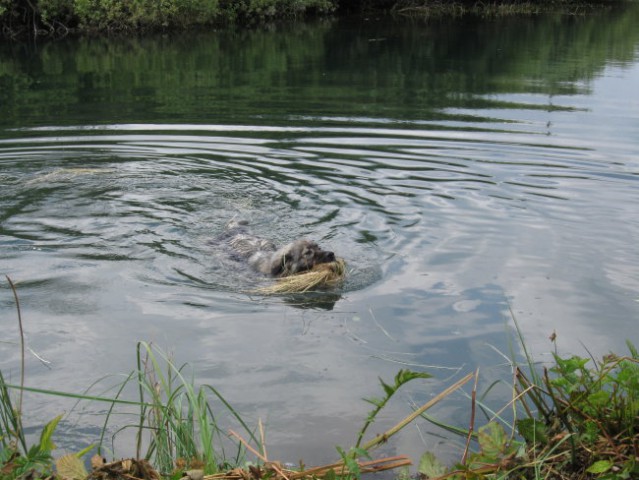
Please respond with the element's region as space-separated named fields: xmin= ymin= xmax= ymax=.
xmin=516 ymin=418 xmax=548 ymax=445
xmin=394 ymin=370 xmax=432 ymax=387
xmin=418 ymin=452 xmax=446 ymax=478
xmin=380 ymin=379 xmax=394 ymax=397
xmin=477 ymin=422 xmax=508 ymax=458
xmin=363 ymin=397 xmax=383 ymax=407
xmin=586 ymin=460 xmax=613 ymax=474
xmin=587 ymin=390 xmax=610 ymax=407
xmin=39 ymin=414 xmax=63 ymax=453
xmin=350 ymin=447 xmax=370 ymax=459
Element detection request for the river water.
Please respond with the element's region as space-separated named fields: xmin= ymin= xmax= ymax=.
xmin=1 ymin=7 xmax=639 ymax=467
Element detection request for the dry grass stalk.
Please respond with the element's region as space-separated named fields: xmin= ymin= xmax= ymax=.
xmin=87 ymin=458 xmax=161 ymax=480
xmin=226 ymin=427 xmax=410 ymax=480
xmin=255 ymin=258 xmax=346 ymax=294
xmin=203 ymin=456 xmax=411 ymax=480
xmin=5 ymin=275 xmax=25 ymax=445
xmin=461 ymin=369 xmax=479 ymax=465
xmin=361 ymin=372 xmax=475 ymax=452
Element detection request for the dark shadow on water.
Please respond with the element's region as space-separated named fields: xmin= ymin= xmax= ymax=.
xmin=280 ymin=291 xmax=343 ymax=310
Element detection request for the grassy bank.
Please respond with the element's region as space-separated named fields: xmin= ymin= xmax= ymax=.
xmin=3 ymin=341 xmax=638 ymax=480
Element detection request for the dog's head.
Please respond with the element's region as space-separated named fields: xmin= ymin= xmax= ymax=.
xmin=271 ymin=240 xmax=336 ymax=276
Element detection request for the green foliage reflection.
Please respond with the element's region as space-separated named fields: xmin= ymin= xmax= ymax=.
xmin=1 ymin=6 xmax=638 ymax=129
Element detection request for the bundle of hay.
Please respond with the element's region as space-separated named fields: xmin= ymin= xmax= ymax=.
xmin=256 ymin=258 xmax=346 ymax=294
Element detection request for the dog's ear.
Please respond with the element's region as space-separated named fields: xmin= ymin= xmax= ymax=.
xmin=269 ymin=253 xmax=287 ymax=276
xmin=271 ymin=252 xmax=294 ymax=276
xmin=270 ymin=259 xmax=283 ymax=276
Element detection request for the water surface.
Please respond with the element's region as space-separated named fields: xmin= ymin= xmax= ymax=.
xmin=1 ymin=8 xmax=639 ymax=465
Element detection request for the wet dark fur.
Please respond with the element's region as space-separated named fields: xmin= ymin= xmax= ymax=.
xmin=225 ymin=220 xmax=335 ymax=277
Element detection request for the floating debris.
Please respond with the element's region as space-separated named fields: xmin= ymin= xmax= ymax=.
xmin=26 ymin=168 xmax=115 ymax=185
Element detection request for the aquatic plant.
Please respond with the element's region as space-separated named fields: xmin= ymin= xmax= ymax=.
xmin=124 ymin=341 xmax=259 ymax=475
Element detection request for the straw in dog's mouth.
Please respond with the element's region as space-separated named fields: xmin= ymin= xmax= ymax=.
xmin=255 ymin=258 xmax=346 ymax=294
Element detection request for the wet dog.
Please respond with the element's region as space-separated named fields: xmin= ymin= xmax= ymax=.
xmin=225 ymin=220 xmax=336 ymax=277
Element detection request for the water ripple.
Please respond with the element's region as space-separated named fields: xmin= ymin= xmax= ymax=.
xmin=1 ymin=119 xmax=635 ymax=296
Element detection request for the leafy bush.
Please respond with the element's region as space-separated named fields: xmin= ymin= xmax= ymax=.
xmin=220 ymin=0 xmax=334 ymax=20
xmin=38 ymin=0 xmax=75 ymax=27
xmin=0 ymin=0 xmax=9 ymax=16
xmin=1 ymin=0 xmax=336 ymax=35
xmin=416 ymin=341 xmax=639 ymax=479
